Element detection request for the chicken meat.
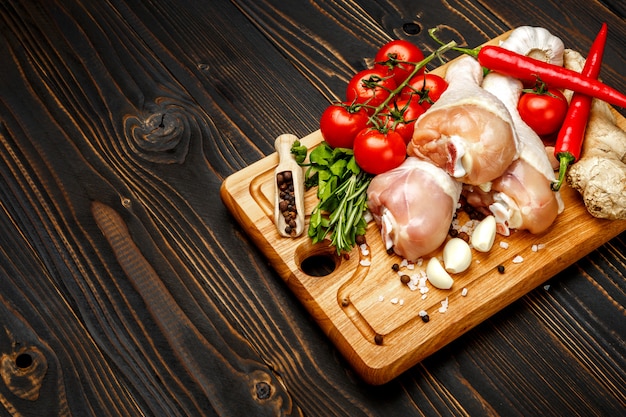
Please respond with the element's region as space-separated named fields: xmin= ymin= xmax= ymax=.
xmin=367 ymin=157 xmax=462 ymax=261
xmin=407 ymin=55 xmax=520 ymax=186
xmin=465 ymin=72 xmax=564 ymax=235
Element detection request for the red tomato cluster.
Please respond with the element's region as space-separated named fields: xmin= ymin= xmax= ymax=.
xmin=319 ymin=39 xmax=448 ymax=175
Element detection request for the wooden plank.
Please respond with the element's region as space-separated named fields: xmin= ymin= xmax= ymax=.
xmin=0 ymin=1 xmax=315 ymax=415
xmin=221 ymin=34 xmax=626 ymax=384
xmin=2 ymin=0 xmax=625 ymax=415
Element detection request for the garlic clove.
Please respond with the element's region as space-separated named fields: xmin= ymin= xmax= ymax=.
xmin=426 ymin=257 xmax=454 ymax=289
xmin=471 ymin=215 xmax=497 ymax=252
xmin=443 ymin=238 xmax=472 ymax=273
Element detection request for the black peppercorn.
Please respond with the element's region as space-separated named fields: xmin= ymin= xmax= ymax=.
xmin=276 ymin=170 xmax=298 ymax=236
xmin=497 ymin=265 xmax=505 ymax=274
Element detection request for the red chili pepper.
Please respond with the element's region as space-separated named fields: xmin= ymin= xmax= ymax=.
xmin=428 ymin=27 xmax=626 ymax=108
xmin=552 ymin=23 xmax=608 ymax=191
xmin=476 ymin=45 xmax=625 ymax=108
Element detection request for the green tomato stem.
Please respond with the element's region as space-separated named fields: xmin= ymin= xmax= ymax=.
xmin=428 ymin=27 xmax=479 ymax=58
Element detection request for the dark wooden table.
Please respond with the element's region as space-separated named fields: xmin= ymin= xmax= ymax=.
xmin=1 ymin=1 xmax=624 ymax=416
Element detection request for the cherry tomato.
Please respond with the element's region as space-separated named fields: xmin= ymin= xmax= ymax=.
xmin=353 ymin=128 xmax=406 ymax=175
xmin=518 ymin=88 xmax=568 ymax=136
xmin=400 ymin=73 xmax=448 ymax=109
xmin=374 ymin=40 xmax=425 ymax=82
xmin=383 ymin=98 xmax=425 ymax=144
xmin=346 ymin=68 xmax=397 ymax=112
xmin=319 ymin=103 xmax=370 ymax=149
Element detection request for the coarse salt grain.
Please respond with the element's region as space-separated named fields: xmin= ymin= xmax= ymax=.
xmin=390 ymin=297 xmax=398 ymax=304
xmin=461 ymin=287 xmax=468 ymax=296
xmin=406 ymin=263 xmax=415 ymax=270
xmin=419 ymin=310 xmax=428 ymax=317
xmin=399 ymin=299 xmax=404 ymax=306
xmin=460 ymin=219 xmax=479 ymax=234
xmin=421 ymin=294 xmax=427 ymax=300
xmin=438 ymin=297 xmax=449 ymax=313
xmin=500 ymin=241 xmax=509 ymax=249
xmin=378 ymin=295 xmax=384 ymax=302
xmin=360 ymin=244 xmax=369 ymax=256
xmin=360 ymin=259 xmax=371 ymax=267
xmin=532 ymin=243 xmax=546 ymax=252
xmin=512 ymin=255 xmax=524 ymax=264
xmin=418 ymin=277 xmax=429 ymax=293
xmin=416 ymin=258 xmax=424 ymax=267
xmin=407 ymin=273 xmax=421 ymax=291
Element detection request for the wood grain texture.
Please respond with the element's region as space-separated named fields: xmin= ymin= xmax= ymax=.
xmin=0 ymin=0 xmax=624 ymax=416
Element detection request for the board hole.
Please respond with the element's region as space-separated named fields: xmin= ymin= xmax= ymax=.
xmin=300 ymin=254 xmax=337 ymax=277
xmin=295 ymin=240 xmax=340 ymax=277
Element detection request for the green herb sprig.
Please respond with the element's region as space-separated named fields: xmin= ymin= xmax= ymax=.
xmin=291 ymin=140 xmax=372 ymax=254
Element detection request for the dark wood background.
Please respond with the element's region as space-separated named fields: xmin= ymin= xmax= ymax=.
xmin=0 ymin=1 xmax=624 ymax=416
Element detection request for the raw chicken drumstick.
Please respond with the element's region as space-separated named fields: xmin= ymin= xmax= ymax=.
xmin=408 ymin=55 xmax=521 ymax=186
xmin=466 ymin=71 xmax=564 ymax=235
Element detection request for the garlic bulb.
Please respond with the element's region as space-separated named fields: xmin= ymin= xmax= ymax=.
xmin=500 ymin=26 xmax=564 ymax=66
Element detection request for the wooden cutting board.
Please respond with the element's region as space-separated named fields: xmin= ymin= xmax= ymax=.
xmin=220 ymin=34 xmax=626 ymax=385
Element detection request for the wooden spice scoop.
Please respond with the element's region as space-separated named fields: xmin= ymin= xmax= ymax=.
xmin=274 ymin=134 xmax=305 ymax=237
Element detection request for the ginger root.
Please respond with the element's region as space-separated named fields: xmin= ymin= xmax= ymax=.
xmin=562 ymin=49 xmax=626 ymax=220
